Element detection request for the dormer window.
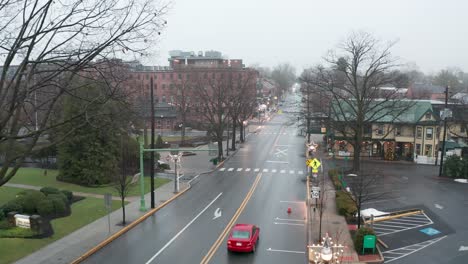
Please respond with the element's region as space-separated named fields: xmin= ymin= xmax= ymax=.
xmin=425 ymin=112 xmax=431 ymax=119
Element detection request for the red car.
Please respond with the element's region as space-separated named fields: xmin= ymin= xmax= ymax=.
xmin=227 ymin=224 xmax=260 ymax=253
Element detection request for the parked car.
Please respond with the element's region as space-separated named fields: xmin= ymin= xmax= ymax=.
xmin=227 ymin=224 xmax=260 ymax=253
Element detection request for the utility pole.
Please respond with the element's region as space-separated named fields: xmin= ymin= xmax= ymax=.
xmin=306 ymin=84 xmax=311 ymax=143
xmin=439 ymin=86 xmax=449 ymax=177
xmin=150 ymin=77 xmax=156 ymax=208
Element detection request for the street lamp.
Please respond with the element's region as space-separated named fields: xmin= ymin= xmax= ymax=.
xmin=160 ymin=115 xmax=164 ymax=137
xmin=308 ymin=233 xmax=345 ymax=264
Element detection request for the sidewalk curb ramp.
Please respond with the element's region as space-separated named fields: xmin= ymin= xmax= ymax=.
xmin=363 ymin=208 xmax=423 ymax=224
xmin=70 ymin=185 xmax=191 ymax=264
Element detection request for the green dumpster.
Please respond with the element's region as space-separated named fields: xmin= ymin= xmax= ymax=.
xmin=362 ymin=235 xmax=376 ymax=254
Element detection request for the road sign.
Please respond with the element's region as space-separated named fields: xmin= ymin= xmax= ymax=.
xmin=311 ymin=186 xmax=320 ymax=199
xmin=104 ymin=193 xmax=112 ymax=209
xmin=307 ymin=158 xmax=321 ymax=169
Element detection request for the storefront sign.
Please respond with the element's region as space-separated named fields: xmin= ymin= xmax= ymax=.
xmin=338 ymin=151 xmax=351 ymax=157
xmin=14 ymin=214 xmax=31 ymax=229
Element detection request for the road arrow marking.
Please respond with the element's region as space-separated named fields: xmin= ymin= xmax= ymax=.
xmin=435 ymin=204 xmax=444 ymax=209
xmin=213 ymin=208 xmax=222 ymax=220
xmin=459 ymin=246 xmax=468 ymax=251
xmin=275 ymin=217 xmax=304 ymax=222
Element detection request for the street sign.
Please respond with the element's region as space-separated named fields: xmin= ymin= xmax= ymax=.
xmin=307 ymin=158 xmax=321 ymax=169
xmin=104 ymin=193 xmax=112 ymax=209
xmin=311 ymin=186 xmax=320 ymax=199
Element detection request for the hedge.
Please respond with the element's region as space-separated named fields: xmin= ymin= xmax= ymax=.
xmin=37 ymin=199 xmax=55 ymax=217
xmin=354 ymin=227 xmax=376 ymax=254
xmin=49 ymin=197 xmax=67 ymax=215
xmin=0 ymin=210 xmax=5 ymax=221
xmin=0 ymin=200 xmax=23 ymax=215
xmin=40 ymin=186 xmax=61 ymax=195
xmin=328 ymin=169 xmax=342 ymax=190
xmin=336 ymin=191 xmax=357 ymax=221
xmin=48 ymin=193 xmax=68 ymax=205
xmin=443 ymin=155 xmax=468 ymax=178
xmin=61 ymin=190 xmax=73 ymax=202
xmin=16 ymin=190 xmax=47 ymax=214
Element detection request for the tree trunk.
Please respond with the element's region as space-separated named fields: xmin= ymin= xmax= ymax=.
xmin=217 ymin=138 xmax=223 ymax=161
xmin=121 ymin=197 xmax=126 ymax=225
xmin=357 ymin=201 xmax=361 ymax=229
xmin=240 ymin=121 xmax=244 ymax=142
xmin=181 ymin=123 xmax=186 ymax=145
xmin=231 ymin=121 xmax=236 ymax=150
xmin=353 ymin=144 xmax=361 ymax=172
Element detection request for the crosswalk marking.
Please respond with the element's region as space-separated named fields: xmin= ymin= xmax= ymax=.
xmin=245 ymin=168 xmax=251 ymax=172
xmin=289 ymin=170 xmax=294 ymax=174
xmin=237 ymin=168 xmax=243 ymax=172
xmin=254 ymin=168 xmax=260 ymax=172
xmin=280 ymin=169 xmax=286 ymax=173
xmin=272 ymin=169 xmax=277 ymax=173
xmin=219 ymin=168 xmax=226 ymax=172
xmin=298 ymin=171 xmax=303 ymax=175
xmin=263 ymin=168 xmax=269 ymax=172
xmin=227 ymin=168 xmax=234 ymax=172
xmin=219 ymin=168 xmax=305 ymax=176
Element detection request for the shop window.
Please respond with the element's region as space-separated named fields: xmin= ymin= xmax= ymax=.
xmin=424 ymin=144 xmax=432 ymax=157
xmin=416 ymin=144 xmax=421 ymax=155
xmin=376 ymin=125 xmax=384 ymax=135
xmin=416 ymin=127 xmax=422 ymax=138
xmin=426 ymin=127 xmax=433 ymax=140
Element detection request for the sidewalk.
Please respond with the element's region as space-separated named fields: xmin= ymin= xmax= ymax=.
xmin=308 ymin=152 xmax=361 ymax=263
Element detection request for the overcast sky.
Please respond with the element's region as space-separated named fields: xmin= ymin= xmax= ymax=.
xmin=150 ymin=0 xmax=468 ymax=74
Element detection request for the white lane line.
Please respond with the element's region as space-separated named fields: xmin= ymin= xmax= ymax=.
xmin=274 ymin=222 xmax=304 ymax=226
xmin=386 ymin=218 xmax=431 ymax=224
xmin=237 ymin=168 xmax=243 ymax=172
xmin=382 ymin=220 xmax=427 ymax=226
xmin=227 ymin=168 xmax=234 ymax=172
xmin=267 ymin=248 xmax=305 ymax=254
xmin=383 ymin=236 xmax=447 ymax=263
xmin=280 ymin=170 xmax=286 ymax=173
xmin=254 ymin=168 xmax=260 ymax=172
xmin=275 ymin=217 xmax=304 ymax=222
xmin=378 ymin=222 xmax=432 ymax=236
xmin=263 ymin=168 xmax=269 ymax=172
xmin=272 ymin=169 xmax=277 ymax=173
xmin=280 ymin=201 xmax=305 ymax=204
xmin=373 ymin=223 xmax=418 ymax=228
xmin=266 ymin=160 xmax=289 ymax=164
xmin=373 ymin=226 xmax=398 ymax=231
xmin=144 ymin=192 xmax=223 ymax=264
xmin=298 ymin=171 xmax=303 ymax=175
xmin=219 ymin=168 xmax=226 ymax=172
xmin=289 ymin=170 xmax=294 ymax=174
xmin=245 ymin=168 xmax=251 ymax=172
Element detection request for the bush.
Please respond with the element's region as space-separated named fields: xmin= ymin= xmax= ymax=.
xmin=328 ymin=169 xmax=342 ymax=190
xmin=443 ymin=155 xmax=468 ymax=178
xmin=354 ymin=227 xmax=375 ymax=254
xmin=61 ymin=190 xmax=73 ymax=202
xmin=336 ymin=191 xmax=357 ymax=220
xmin=48 ymin=193 xmax=68 ymax=205
xmin=40 ymin=186 xmax=61 ymax=195
xmin=0 ymin=226 xmax=39 ymax=238
xmin=37 ymin=199 xmax=55 ymax=217
xmin=0 ymin=209 xmax=5 ymax=221
xmin=0 ymin=200 xmax=23 ymax=215
xmin=16 ymin=190 xmax=47 ymax=214
xmin=158 ymin=163 xmax=170 ymax=170
xmin=0 ymin=219 xmax=10 ymax=229
xmin=49 ymin=197 xmax=67 ymax=215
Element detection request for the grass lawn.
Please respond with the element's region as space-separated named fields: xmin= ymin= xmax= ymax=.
xmin=7 ymin=167 xmax=170 ymax=196
xmin=0 ymin=197 xmax=123 ymax=264
xmin=0 ymin=186 xmax=24 ymax=207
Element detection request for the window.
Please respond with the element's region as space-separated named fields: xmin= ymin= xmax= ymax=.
xmin=395 ymin=126 xmax=401 ymax=136
xmin=424 ymin=144 xmax=432 ymax=157
xmin=232 ymin=230 xmax=250 ymax=239
xmin=170 ymin=73 xmax=173 ymax=79
xmin=146 ymin=74 xmax=149 ymax=80
xmin=169 ymin=84 xmax=175 ymax=89
xmin=162 ymin=95 xmax=166 ymax=102
xmin=162 ymin=84 xmax=166 ymax=89
xmin=416 ymin=144 xmax=421 ymax=155
xmin=162 ymin=73 xmax=166 ymax=79
xmin=425 ymin=112 xmax=431 ymax=120
xmin=462 ymin=126 xmax=466 ymax=133
xmin=426 ymin=127 xmax=433 ymax=140
xmin=178 ymin=73 xmax=182 ymax=79
xmin=155 ymin=96 xmax=159 ymax=103
xmin=170 ymin=96 xmax=174 ymax=103
xmin=416 ymin=127 xmax=422 ymax=138
xmin=376 ymin=125 xmax=384 ymax=135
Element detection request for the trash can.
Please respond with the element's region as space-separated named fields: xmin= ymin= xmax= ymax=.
xmin=211 ymin=158 xmax=218 ymax=165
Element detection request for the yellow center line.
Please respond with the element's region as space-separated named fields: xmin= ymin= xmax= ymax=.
xmin=200 ymin=172 xmax=263 ymax=264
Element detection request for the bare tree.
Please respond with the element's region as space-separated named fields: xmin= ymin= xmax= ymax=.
xmin=113 ymin=135 xmax=138 ymax=225
xmin=0 ymin=0 xmax=167 ymax=186
xmin=301 ymin=32 xmax=413 ymax=172
xmin=171 ymin=69 xmax=194 ymax=146
xmin=271 ymin=63 xmax=296 ymax=98
xmin=341 ymin=169 xmax=388 ymax=229
xmin=192 ymin=71 xmax=231 ymax=161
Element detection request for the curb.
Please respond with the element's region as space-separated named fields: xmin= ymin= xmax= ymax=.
xmin=70 ymin=185 xmax=191 ymax=264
